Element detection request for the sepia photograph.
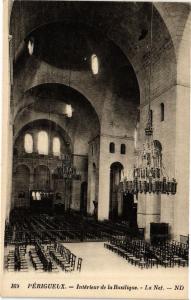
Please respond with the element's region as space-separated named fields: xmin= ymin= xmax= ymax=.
xmin=0 ymin=0 xmax=190 ymax=299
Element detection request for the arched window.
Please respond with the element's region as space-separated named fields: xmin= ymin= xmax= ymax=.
xmin=91 ymin=54 xmax=99 ymax=75
xmin=120 ymin=144 xmax=126 ymax=155
xmin=160 ymin=103 xmax=164 ymax=121
xmin=24 ymin=133 xmax=33 ymax=153
xmin=154 ymin=140 xmax=162 ymax=153
xmin=109 ymin=142 xmax=115 ymax=153
xmin=66 ymin=104 xmax=72 ymax=118
xmin=53 ymin=137 xmax=61 ymax=156
xmin=28 ymin=37 xmax=34 ymax=55
xmin=37 ymin=131 xmax=48 ymax=155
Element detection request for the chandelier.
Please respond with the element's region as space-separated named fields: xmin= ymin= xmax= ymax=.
xmin=120 ymin=112 xmax=177 ymax=195
xmin=52 ymin=155 xmax=81 ymax=180
xmin=120 ymin=3 xmax=177 ymax=196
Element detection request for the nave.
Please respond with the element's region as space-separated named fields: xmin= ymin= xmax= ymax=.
xmin=4 ymin=210 xmax=189 ymax=273
xmin=1 ymin=3 xmax=190 ymax=299
xmin=4 ymin=241 xmax=189 ymax=275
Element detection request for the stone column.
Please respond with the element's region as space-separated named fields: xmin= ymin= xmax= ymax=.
xmin=88 ymin=164 xmax=96 ymax=215
xmin=137 ymin=193 xmax=161 ymax=240
xmin=87 ymin=159 xmax=92 ymax=214
xmin=118 ymin=192 xmax=123 ymax=217
xmin=160 ymin=194 xmax=174 ymax=238
xmin=28 ymin=169 xmax=34 ymax=208
xmin=2 ymin=30 xmax=14 ymax=221
xmin=145 ymin=193 xmax=161 ymax=240
xmin=33 ymin=131 xmax=38 ymax=153
xmin=173 ymin=84 xmax=189 ymax=240
xmin=98 ymin=137 xmax=110 ymax=220
xmin=173 ymin=17 xmax=190 ymax=241
xmin=137 ymin=193 xmax=146 ymax=229
xmin=71 ymin=180 xmax=81 ymax=210
xmin=98 ymin=162 xmax=110 ymax=220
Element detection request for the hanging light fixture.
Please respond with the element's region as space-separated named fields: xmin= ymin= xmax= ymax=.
xmin=55 ymin=60 xmax=80 ymax=180
xmin=120 ymin=3 xmax=177 ymax=196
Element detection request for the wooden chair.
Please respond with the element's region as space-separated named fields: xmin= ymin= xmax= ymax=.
xmin=179 ymin=258 xmax=188 ymax=267
xmin=77 ymin=258 xmax=83 ymax=272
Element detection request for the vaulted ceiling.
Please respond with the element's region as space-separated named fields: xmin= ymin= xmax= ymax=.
xmin=10 ymin=1 xmax=190 ymax=150
xmin=11 ymin=2 xmax=174 ymax=71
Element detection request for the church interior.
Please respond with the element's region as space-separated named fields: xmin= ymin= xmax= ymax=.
xmin=3 ymin=1 xmax=189 ymax=274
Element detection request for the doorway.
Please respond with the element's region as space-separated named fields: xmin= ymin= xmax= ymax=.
xmin=123 ymin=192 xmax=137 ymax=227
xmin=109 ymin=162 xmax=123 ymax=220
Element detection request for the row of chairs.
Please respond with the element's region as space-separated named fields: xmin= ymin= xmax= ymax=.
xmin=104 ymin=237 xmax=189 ymax=269
xmin=151 ymin=246 xmax=188 ymax=268
xmin=104 ymin=242 xmax=157 ymax=269
xmin=5 ymin=242 xmax=82 ymax=273
xmin=49 ymin=243 xmax=82 ymax=272
xmin=155 ymin=240 xmax=188 ymax=261
xmin=49 ymin=247 xmax=76 ymax=272
xmin=5 ymin=211 xmax=140 ymax=245
xmin=29 ymin=243 xmax=58 ymax=272
xmin=5 ymin=245 xmax=28 ymax=272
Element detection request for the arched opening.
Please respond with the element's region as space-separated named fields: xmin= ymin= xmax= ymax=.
xmin=109 ymin=162 xmax=123 ymax=220
xmin=120 ymin=144 xmax=126 ymax=155
xmin=91 ymin=54 xmax=99 ymax=75
xmin=14 ymin=119 xmax=73 ymax=154
xmin=122 ymin=193 xmax=137 ymax=227
xmin=28 ymin=37 xmax=34 ymax=55
xmin=13 ymin=165 xmax=30 ymax=208
xmin=154 ymin=140 xmax=162 ymax=164
xmin=24 ymin=133 xmax=33 ymax=153
xmin=160 ymin=103 xmax=164 ymax=121
xmin=37 ymin=131 xmax=49 ymax=155
xmin=80 ymin=182 xmax=88 ymax=216
xmin=154 ymin=140 xmax=162 ymax=152
xmin=109 ymin=142 xmax=115 ymax=154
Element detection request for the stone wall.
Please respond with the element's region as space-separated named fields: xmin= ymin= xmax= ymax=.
xmin=98 ymin=134 xmax=135 ymax=220
xmin=3 ymin=2 xmax=189 ymax=242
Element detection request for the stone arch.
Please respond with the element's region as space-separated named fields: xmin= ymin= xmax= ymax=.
xmin=154 ymin=140 xmax=162 ymax=153
xmin=14 ymin=119 xmax=73 ymax=154
xmin=14 ymin=82 xmax=101 ymax=127
xmin=9 ymin=2 xmax=177 ymax=98
xmin=177 ymin=14 xmax=190 ymax=86
xmin=154 ymin=2 xmax=190 ymax=57
xmin=15 ymin=61 xmax=139 ymax=136
xmin=13 ymin=82 xmax=101 ymax=156
xmin=14 ymin=163 xmax=30 ymax=174
xmin=13 ymin=163 xmax=32 ymax=175
xmin=9 ymin=2 xmax=177 ymax=60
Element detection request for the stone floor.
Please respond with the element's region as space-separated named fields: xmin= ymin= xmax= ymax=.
xmin=64 ymin=242 xmax=188 ymax=275
xmin=4 ymin=242 xmax=189 ymax=276
xmin=3 ymin=242 xmax=189 ymax=299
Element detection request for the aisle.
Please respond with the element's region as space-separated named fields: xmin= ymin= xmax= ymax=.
xmin=63 ymin=242 xmax=188 ymax=277
xmin=4 ymin=242 xmax=188 ymax=280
